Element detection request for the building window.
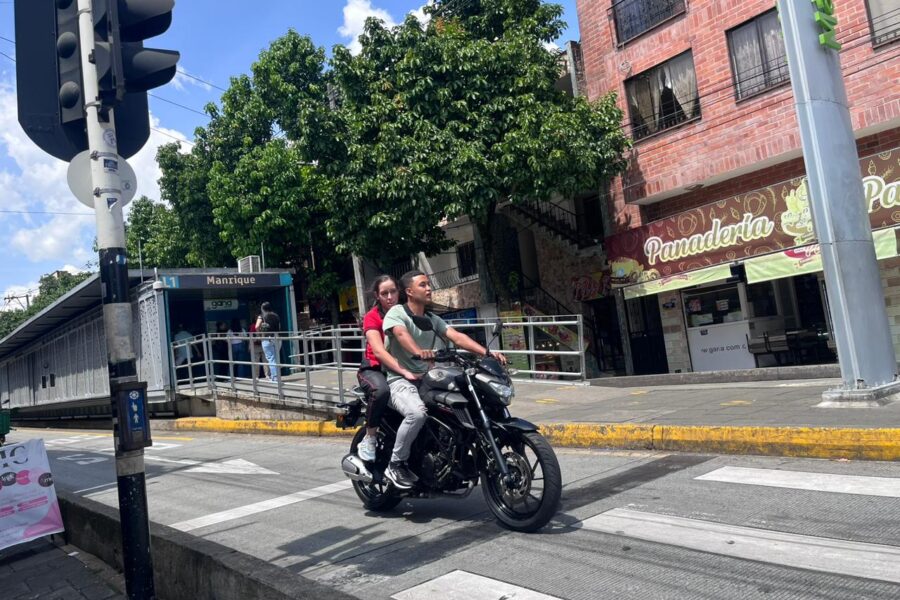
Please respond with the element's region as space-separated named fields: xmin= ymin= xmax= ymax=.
xmin=727 ymin=10 xmax=790 ymax=101
xmin=625 ymin=51 xmax=700 ymax=141
xmin=456 ymin=241 xmax=478 ymax=279
xmin=867 ymin=0 xmax=900 ymax=47
xmin=611 ymin=0 xmax=686 ymax=45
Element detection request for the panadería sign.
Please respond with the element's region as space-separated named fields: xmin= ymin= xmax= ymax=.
xmin=607 ymin=148 xmax=900 ymax=285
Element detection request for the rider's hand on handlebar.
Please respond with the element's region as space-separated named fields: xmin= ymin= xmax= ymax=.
xmin=489 ymin=351 xmax=508 ymax=366
xmin=415 ymin=349 xmax=436 ymax=361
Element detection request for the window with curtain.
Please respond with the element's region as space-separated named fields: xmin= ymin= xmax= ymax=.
xmin=625 ymin=51 xmax=700 ymax=141
xmin=727 ymin=10 xmax=790 ymax=101
xmin=867 ymin=0 xmax=900 ymax=46
xmin=612 ymin=0 xmax=686 ymax=45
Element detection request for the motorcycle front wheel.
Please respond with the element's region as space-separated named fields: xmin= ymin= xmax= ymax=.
xmin=349 ymin=427 xmax=402 ymax=512
xmin=481 ymin=430 xmax=561 ymax=533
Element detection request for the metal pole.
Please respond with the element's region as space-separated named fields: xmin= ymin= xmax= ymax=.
xmin=527 ymin=317 xmax=537 ymax=377
xmin=778 ymin=0 xmax=899 ymax=405
xmin=76 ymin=1 xmax=154 ymax=597
xmin=352 ymin=254 xmax=367 ymax=321
xmin=577 ymin=315 xmax=587 ymax=381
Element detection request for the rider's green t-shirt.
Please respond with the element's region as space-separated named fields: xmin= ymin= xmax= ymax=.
xmin=382 ymin=305 xmax=448 ymax=379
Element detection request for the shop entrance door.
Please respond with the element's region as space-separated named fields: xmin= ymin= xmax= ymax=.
xmin=590 ymin=297 xmax=626 ymax=374
xmin=625 ymin=296 xmax=669 ymax=375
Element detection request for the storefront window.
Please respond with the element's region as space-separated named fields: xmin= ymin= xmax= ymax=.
xmin=746 ymin=282 xmax=778 ymax=318
xmin=683 ymin=284 xmax=743 ymax=327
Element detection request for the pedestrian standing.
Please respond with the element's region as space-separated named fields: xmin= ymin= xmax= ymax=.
xmin=256 ymin=302 xmax=282 ymax=382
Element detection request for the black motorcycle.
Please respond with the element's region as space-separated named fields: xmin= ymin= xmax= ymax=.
xmin=338 ymin=320 xmax=561 ymax=533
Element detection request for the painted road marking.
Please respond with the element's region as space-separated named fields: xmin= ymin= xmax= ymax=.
xmin=143 ymin=455 xmax=279 ymax=475
xmin=75 ymin=482 xmax=118 ymax=494
xmin=720 ymin=400 xmax=753 ymax=406
xmin=170 ymin=480 xmax=353 ymax=532
xmin=535 ymin=399 xmax=559 ymax=404
xmin=696 ymin=466 xmax=900 ymax=498
xmin=392 ymin=570 xmax=561 ymax=600
xmin=578 ymin=508 xmax=900 ymax=584
xmin=630 ymin=390 xmax=648 ymax=396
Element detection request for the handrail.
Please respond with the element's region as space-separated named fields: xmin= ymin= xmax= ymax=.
xmin=509 ymin=200 xmax=598 ymax=248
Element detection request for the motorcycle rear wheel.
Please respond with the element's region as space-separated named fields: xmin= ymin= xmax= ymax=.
xmin=481 ymin=430 xmax=561 ymax=533
xmin=350 ymin=427 xmax=402 ymax=512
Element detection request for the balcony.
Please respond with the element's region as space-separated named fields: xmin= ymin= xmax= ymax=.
xmin=611 ymin=0 xmax=686 ymax=46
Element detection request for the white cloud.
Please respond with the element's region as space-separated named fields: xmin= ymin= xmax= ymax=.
xmin=409 ymin=2 xmax=434 ymax=27
xmin=170 ymin=67 xmax=213 ymax=93
xmin=339 ymin=0 xmax=397 ymax=55
xmin=0 ymin=76 xmax=191 ymax=273
xmin=544 ymin=41 xmax=562 ymax=52
xmin=61 ymin=264 xmax=88 ymax=275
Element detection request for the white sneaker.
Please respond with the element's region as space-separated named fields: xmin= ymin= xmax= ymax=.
xmin=357 ymin=435 xmax=377 ymax=462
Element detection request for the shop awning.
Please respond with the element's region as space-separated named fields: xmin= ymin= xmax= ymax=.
xmin=622 ymin=263 xmax=733 ymax=300
xmin=744 ymin=227 xmax=900 ymax=284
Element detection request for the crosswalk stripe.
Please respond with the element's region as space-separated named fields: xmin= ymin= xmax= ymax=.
xmin=578 ymin=508 xmax=900 ymax=584
xmin=392 ymin=570 xmax=561 ymax=600
xmin=170 ymin=480 xmax=353 ymax=532
xmin=696 ymin=466 xmax=900 ymax=498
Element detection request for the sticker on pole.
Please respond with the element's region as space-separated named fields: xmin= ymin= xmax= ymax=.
xmin=0 ymin=439 xmax=65 ymax=552
xmin=67 ymin=150 xmax=137 ymax=209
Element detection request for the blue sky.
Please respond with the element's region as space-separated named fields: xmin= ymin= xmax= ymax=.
xmin=0 ymin=0 xmax=580 ymax=310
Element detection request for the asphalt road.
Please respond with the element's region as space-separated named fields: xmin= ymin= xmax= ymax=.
xmin=11 ymin=427 xmax=900 ymax=600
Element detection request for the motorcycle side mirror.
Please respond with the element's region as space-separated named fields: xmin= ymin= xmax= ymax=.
xmin=410 ymin=314 xmax=434 ymax=331
xmin=492 ymin=319 xmax=502 ymax=337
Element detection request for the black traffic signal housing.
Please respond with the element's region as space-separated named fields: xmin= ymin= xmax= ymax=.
xmin=15 ymin=0 xmax=85 ymax=162
xmin=14 ymin=0 xmax=180 ymax=162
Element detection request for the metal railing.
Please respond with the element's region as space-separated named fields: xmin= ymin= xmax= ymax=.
xmin=509 ymin=199 xmax=597 ymax=249
xmin=611 ymin=0 xmax=686 ymax=46
xmin=428 ymin=266 xmax=479 ymax=291
xmin=170 ymin=315 xmax=588 ymax=410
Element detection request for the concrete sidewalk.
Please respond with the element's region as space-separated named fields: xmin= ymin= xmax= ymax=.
xmin=0 ymin=538 xmax=123 ymax=600
xmin=158 ymin=377 xmax=900 ymax=461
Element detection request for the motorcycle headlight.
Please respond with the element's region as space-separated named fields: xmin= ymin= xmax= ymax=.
xmin=488 ymin=380 xmax=514 ymax=405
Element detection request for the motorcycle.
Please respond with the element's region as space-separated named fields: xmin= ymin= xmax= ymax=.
xmin=337 ymin=319 xmax=562 ymax=533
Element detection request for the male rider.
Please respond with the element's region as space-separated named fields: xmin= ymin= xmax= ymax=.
xmin=381 ymin=270 xmax=506 ymax=489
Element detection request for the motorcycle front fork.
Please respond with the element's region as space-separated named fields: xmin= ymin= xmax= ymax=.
xmin=464 ymin=372 xmax=512 ymax=483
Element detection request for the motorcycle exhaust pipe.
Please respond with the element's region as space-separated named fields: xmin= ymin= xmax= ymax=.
xmin=341 ymin=453 xmax=373 ymax=483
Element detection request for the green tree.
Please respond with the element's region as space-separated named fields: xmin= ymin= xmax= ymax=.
xmin=204 ymin=32 xmax=347 ymax=308
xmin=156 ymin=141 xmax=234 ymax=268
xmin=328 ymin=0 xmax=630 ymax=294
xmin=125 ymin=196 xmax=191 ymax=269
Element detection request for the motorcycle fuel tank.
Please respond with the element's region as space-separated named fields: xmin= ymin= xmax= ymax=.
xmin=421 ymin=367 xmax=464 ymax=391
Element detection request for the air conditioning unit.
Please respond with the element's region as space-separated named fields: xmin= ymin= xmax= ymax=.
xmin=238 ymin=255 xmax=262 ymax=273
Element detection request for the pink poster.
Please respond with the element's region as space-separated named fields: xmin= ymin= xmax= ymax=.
xmin=0 ymin=439 xmax=64 ymax=551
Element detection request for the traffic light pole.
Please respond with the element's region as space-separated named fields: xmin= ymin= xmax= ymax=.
xmin=778 ymin=0 xmax=900 ymax=406
xmin=77 ymin=0 xmax=156 ymax=597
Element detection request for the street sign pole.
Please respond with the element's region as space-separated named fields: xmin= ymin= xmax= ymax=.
xmin=76 ymin=0 xmax=156 ymax=597
xmin=778 ymin=0 xmax=900 ymax=406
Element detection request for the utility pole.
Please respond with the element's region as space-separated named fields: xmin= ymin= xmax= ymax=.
xmin=778 ymin=0 xmax=899 ymax=406
xmin=76 ymin=1 xmax=156 ymax=596
xmin=15 ymin=1 xmax=179 ymax=597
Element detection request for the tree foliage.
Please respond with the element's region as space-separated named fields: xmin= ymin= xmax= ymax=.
xmin=328 ymin=0 xmax=630 ymax=291
xmin=125 ymin=196 xmax=191 ymax=269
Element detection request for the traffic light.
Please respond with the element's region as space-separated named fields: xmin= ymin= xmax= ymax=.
xmin=14 ymin=0 xmax=180 ymax=162
xmin=15 ymin=0 xmax=85 ymax=162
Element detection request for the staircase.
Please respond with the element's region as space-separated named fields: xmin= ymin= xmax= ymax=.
xmin=505 ymin=199 xmax=601 ymax=252
xmin=512 ymin=272 xmax=602 ymax=377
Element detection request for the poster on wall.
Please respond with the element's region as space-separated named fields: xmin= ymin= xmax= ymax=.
xmin=687 ymin=322 xmax=756 ymax=373
xmin=0 ymin=439 xmax=65 ymax=551
xmin=499 ymin=310 xmax=531 ymax=373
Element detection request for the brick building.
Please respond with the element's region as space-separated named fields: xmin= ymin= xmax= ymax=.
xmin=576 ymin=0 xmax=900 ymax=375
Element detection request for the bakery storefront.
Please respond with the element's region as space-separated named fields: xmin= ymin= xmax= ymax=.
xmin=606 ymin=149 xmax=900 ymax=374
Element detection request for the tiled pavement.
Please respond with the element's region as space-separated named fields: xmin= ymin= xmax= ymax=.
xmin=0 ymin=538 xmax=123 ymax=600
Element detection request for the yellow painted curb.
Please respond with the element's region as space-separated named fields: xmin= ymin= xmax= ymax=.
xmin=654 ymin=425 xmax=900 ymax=461
xmin=539 ymin=423 xmax=654 ymax=450
xmin=169 ymin=418 xmax=900 ymax=461
xmin=173 ymin=417 xmax=355 ymax=437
